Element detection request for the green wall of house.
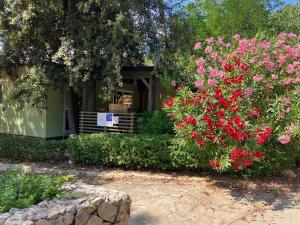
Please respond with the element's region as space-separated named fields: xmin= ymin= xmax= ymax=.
xmin=0 ymin=70 xmax=64 ymax=138
xmin=45 ymin=88 xmax=64 ymax=138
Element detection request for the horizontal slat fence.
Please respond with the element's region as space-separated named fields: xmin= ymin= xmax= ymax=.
xmin=79 ymin=111 xmax=141 ymax=134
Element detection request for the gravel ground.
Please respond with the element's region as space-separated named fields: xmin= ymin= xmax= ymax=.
xmin=1 ymin=161 xmax=299 ymax=225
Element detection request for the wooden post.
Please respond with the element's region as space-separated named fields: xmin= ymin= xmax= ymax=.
xmin=82 ymin=83 xmax=87 ymax=111
xmin=130 ymin=112 xmax=135 ymax=133
xmin=148 ymin=76 xmax=153 ymax=111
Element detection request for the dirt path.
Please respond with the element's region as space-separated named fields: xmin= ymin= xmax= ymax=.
xmin=1 ymin=162 xmax=299 ymax=225
xmin=74 ymin=174 xmax=300 ymax=225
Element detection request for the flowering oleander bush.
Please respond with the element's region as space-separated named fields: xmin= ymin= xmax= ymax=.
xmin=164 ymin=33 xmax=300 ymax=174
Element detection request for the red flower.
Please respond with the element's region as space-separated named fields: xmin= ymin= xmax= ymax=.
xmin=209 ymin=160 xmax=220 ymax=168
xmin=216 ymin=110 xmax=225 ymax=119
xmin=231 ymin=161 xmax=241 ymax=170
xmin=188 ymin=130 xmax=199 ymax=139
xmin=256 ymin=128 xmax=272 ymax=144
xmin=233 ymin=116 xmax=241 ymax=126
xmin=224 ymin=63 xmax=234 ymax=72
xmin=250 ymin=108 xmax=260 ymax=118
xmin=197 ymin=139 xmax=206 ymax=148
xmin=242 ymin=158 xmax=253 ymax=167
xmin=176 ymin=121 xmax=185 ymax=130
xmin=252 ymin=151 xmax=262 ymax=159
xmin=183 ymin=116 xmax=196 ymax=126
xmin=240 ymin=63 xmax=248 ymax=72
xmin=163 ymin=97 xmax=175 ymax=107
xmin=216 ymin=120 xmax=224 ymax=127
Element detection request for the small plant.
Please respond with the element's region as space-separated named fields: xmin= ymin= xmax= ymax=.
xmin=0 ymin=168 xmax=74 ymax=212
xmin=138 ymin=110 xmax=174 ymax=134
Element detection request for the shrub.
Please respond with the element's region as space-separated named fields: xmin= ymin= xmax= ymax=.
xmin=163 ymin=33 xmax=300 ymax=173
xmin=68 ymin=133 xmax=174 ymax=170
xmin=0 ymin=136 xmax=67 ymax=162
xmin=0 ymin=168 xmax=72 ymax=212
xmin=138 ymin=110 xmax=174 ymax=134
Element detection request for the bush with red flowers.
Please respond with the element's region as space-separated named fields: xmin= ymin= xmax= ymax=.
xmin=163 ymin=33 xmax=300 ymax=174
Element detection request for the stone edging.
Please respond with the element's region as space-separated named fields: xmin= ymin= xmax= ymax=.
xmin=0 ymin=189 xmax=131 ymax=225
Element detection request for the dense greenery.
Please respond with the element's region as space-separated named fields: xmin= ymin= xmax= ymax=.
xmin=138 ymin=110 xmax=174 ymax=134
xmin=0 ymin=0 xmax=167 ymax=133
xmin=0 ymin=169 xmax=71 ymax=212
xmin=68 ymin=133 xmax=175 ymax=170
xmin=0 ymin=134 xmax=299 ymax=176
xmin=0 ymin=136 xmax=67 ymax=162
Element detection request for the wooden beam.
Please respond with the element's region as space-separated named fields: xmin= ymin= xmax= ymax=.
xmin=148 ymin=76 xmax=153 ymax=111
xmin=140 ymin=78 xmax=149 ymax=88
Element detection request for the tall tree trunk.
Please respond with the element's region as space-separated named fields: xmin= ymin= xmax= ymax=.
xmin=65 ymin=86 xmax=77 ymax=135
xmin=87 ymin=79 xmax=96 ymax=111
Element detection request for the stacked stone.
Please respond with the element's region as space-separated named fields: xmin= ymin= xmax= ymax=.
xmin=0 ymin=191 xmax=131 ymax=225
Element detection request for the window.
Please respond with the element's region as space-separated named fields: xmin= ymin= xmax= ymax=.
xmin=113 ymin=90 xmax=133 ymax=106
xmin=0 ymin=84 xmax=3 ymax=105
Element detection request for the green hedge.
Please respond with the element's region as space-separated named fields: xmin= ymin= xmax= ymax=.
xmin=0 ymin=135 xmax=67 ymax=162
xmin=67 ymin=133 xmax=212 ymax=171
xmin=68 ymin=133 xmax=176 ymax=170
xmin=0 ymin=133 xmax=299 ymax=175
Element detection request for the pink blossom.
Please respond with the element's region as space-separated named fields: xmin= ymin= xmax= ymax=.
xmin=282 ymin=98 xmax=291 ymax=105
xmin=250 ymin=57 xmax=257 ymax=64
xmin=217 ymin=71 xmax=225 ymax=79
xmin=271 ymin=74 xmax=278 ymax=80
xmin=206 ymin=37 xmax=214 ymax=44
xmin=286 ymin=107 xmax=292 ymax=113
xmin=278 ymin=134 xmax=291 ymax=144
xmin=275 ymin=39 xmax=285 ymax=47
xmin=253 ymin=75 xmax=263 ymax=82
xmin=195 ymin=80 xmax=204 ymax=88
xmin=278 ymin=113 xmax=285 ymax=119
xmin=244 ymin=88 xmax=254 ymax=97
xmin=279 ymin=32 xmax=287 ymax=41
xmin=194 ymin=42 xmax=202 ymax=50
xmin=208 ymin=79 xmax=217 ymax=87
xmin=284 ymin=45 xmax=299 ymax=58
xmin=225 ymin=43 xmax=232 ymax=48
xmin=277 ymin=54 xmax=287 ymax=67
xmin=171 ymin=80 xmax=176 ymax=87
xmin=233 ymin=34 xmax=240 ymax=41
xmin=196 ymin=57 xmax=205 ymax=67
xmin=209 ymin=67 xmax=218 ymax=77
xmin=217 ymin=37 xmax=225 ymax=46
xmin=286 ymin=64 xmax=295 ymax=73
xmin=211 ymin=51 xmax=219 ymax=59
xmin=196 ymin=67 xmax=206 ymax=76
xmin=237 ymin=39 xmax=248 ymax=52
xmin=261 ymin=41 xmax=270 ymax=51
xmin=205 ymin=46 xmax=212 ymax=54
xmin=288 ymin=32 xmax=297 ymax=40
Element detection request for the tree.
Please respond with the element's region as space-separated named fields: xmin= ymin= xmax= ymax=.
xmin=0 ymin=0 xmax=166 ymax=134
xmin=268 ymin=3 xmax=300 ymax=35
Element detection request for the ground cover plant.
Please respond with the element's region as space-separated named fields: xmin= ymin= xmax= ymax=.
xmin=0 ymin=135 xmax=67 ymax=163
xmin=0 ymin=168 xmax=72 ymax=213
xmin=163 ymin=33 xmax=300 ymax=174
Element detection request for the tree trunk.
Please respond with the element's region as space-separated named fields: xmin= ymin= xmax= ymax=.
xmin=87 ymin=80 xmax=96 ymax=111
xmin=65 ymin=86 xmax=77 ymax=135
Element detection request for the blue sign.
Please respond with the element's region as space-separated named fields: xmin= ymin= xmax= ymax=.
xmin=106 ymin=113 xmax=113 ymax=122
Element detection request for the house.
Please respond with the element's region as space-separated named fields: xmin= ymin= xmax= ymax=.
xmin=0 ymin=66 xmax=166 ymax=138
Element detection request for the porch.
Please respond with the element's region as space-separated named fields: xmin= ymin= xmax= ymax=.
xmin=78 ymin=66 xmax=164 ymax=134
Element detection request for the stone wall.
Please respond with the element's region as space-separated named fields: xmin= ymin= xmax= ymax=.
xmin=0 ymin=190 xmax=131 ymax=225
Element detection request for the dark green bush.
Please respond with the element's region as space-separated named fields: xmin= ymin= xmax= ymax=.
xmin=0 ymin=136 xmax=67 ymax=162
xmin=68 ymin=133 xmax=174 ymax=170
xmin=138 ymin=110 xmax=173 ymax=134
xmin=0 ymin=168 xmax=72 ymax=212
